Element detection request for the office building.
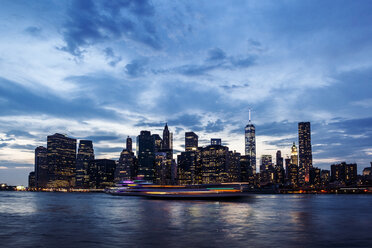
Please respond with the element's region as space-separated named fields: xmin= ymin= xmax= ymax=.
xmin=331 ymin=162 xmax=357 ymax=186
xmin=200 ymin=144 xmax=230 ymax=184
xmin=47 ymin=133 xmax=76 ymax=188
xmin=245 ymin=110 xmax=256 ymax=173
xmin=75 ymin=140 xmax=94 ymax=188
xmin=115 ymin=136 xmax=137 ymax=182
xmin=88 ymin=159 xmax=116 ymax=189
xmin=137 ymin=131 xmax=155 ymax=181
xmin=298 ymin=122 xmax=313 ymax=184
xmin=185 ymin=132 xmax=198 ymax=151
xmin=28 ymin=171 xmax=36 ymax=188
xmin=211 ymin=138 xmax=222 ymax=146
xmin=35 ymin=146 xmax=48 ymax=188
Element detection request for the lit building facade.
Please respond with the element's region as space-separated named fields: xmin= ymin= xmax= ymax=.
xmin=88 ymin=159 xmax=116 ymax=189
xmin=137 ymin=131 xmax=155 ymax=182
xmin=298 ymin=122 xmax=313 ymax=184
xmin=35 ymin=146 xmax=48 ymax=188
xmin=185 ymin=132 xmax=198 ymax=151
xmin=200 ymin=144 xmax=230 ymax=184
xmin=178 ymin=150 xmax=199 ymax=185
xmin=75 ymin=140 xmax=94 ymax=188
xmin=245 ymin=119 xmax=256 ymax=174
xmin=330 ymin=162 xmax=357 ymax=186
xmin=115 ymin=136 xmax=137 ymax=182
xmin=47 ymin=133 xmax=77 ymax=188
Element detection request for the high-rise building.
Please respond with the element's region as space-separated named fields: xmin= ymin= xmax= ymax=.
xmin=298 ymin=122 xmax=313 ymax=184
xmin=137 ymin=131 xmax=155 ymax=182
xmin=211 ymin=138 xmax=222 ymax=146
xmin=321 ymin=170 xmax=330 ymax=186
xmin=228 ymin=151 xmax=241 ymax=182
xmin=290 ymin=142 xmax=298 ymax=167
xmin=275 ymin=151 xmax=285 ymax=185
xmin=35 ymin=146 xmax=48 ymax=188
xmin=152 ymin=134 xmax=162 ymax=152
xmin=240 ymin=155 xmax=252 ymax=183
xmin=154 ymin=152 xmax=172 ymax=185
xmin=260 ymin=155 xmax=272 ymax=172
xmin=75 ymin=140 xmax=94 ymax=188
xmin=28 ymin=171 xmax=36 ymax=188
xmin=276 ymin=150 xmax=283 ymax=169
xmin=162 ymin=123 xmax=171 ymax=150
xmin=126 ymin=136 xmax=132 ymax=152
xmin=47 ymin=133 xmax=77 ymax=188
xmin=331 ymin=162 xmax=358 ymax=186
xmin=88 ymin=159 xmax=116 ymax=189
xmin=245 ymin=110 xmax=256 ymax=173
xmin=177 ymin=150 xmax=199 ymax=185
xmin=200 ymin=144 xmax=230 ymax=184
xmin=287 ymin=164 xmax=299 ymax=188
xmin=309 ymin=167 xmax=321 ymax=187
xmin=260 ymin=155 xmax=274 ymax=184
xmin=115 ymin=137 xmax=137 ymax=182
xmin=185 ymin=132 xmax=198 ymax=151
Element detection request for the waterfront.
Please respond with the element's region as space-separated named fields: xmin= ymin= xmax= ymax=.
xmin=1 ymin=192 xmax=371 ymax=247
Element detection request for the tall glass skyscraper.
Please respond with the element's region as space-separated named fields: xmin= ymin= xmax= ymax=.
xmin=75 ymin=140 xmax=94 ymax=188
xmin=47 ymin=133 xmax=77 ymax=188
xmin=298 ymin=122 xmax=313 ymax=183
xmin=245 ymin=110 xmax=256 ymax=173
xmin=137 ymin=131 xmax=155 ymax=182
xmin=35 ymin=146 xmax=48 ymax=188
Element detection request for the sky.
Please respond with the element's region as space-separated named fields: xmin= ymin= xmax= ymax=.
xmin=0 ymin=0 xmax=372 ymax=186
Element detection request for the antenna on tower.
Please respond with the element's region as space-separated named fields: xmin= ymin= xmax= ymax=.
xmin=248 ymin=108 xmax=252 ymax=123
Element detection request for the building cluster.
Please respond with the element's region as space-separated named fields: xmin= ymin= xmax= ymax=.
xmin=28 ymin=119 xmax=371 ymax=190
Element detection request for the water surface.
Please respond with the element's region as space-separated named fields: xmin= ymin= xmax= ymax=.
xmin=1 ymin=192 xmax=371 ymax=247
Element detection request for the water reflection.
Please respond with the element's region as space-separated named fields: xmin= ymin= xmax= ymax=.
xmin=1 ymin=192 xmax=372 ymax=248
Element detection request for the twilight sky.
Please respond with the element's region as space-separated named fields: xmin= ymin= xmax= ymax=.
xmin=1 ymin=0 xmax=372 ymax=185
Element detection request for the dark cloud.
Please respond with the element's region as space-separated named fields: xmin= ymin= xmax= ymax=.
xmin=60 ymin=0 xmax=160 ymax=57
xmin=221 ymin=83 xmax=250 ymax=90
xmin=7 ymin=130 xmax=36 ymax=138
xmin=125 ymin=59 xmax=148 ymax=77
xmin=205 ymin=119 xmax=224 ymax=133
xmin=230 ymin=55 xmax=257 ymax=68
xmin=0 ymin=77 xmax=117 ymax=119
xmin=207 ymin=48 xmax=226 ymax=61
xmin=104 ymin=47 xmax=122 ymax=67
xmin=24 ymin=26 xmax=42 ymax=37
xmin=160 ymin=49 xmax=257 ymax=76
xmin=84 ymin=135 xmax=120 ymax=143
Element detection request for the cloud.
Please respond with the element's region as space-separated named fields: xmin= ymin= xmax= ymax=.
xmin=0 ymin=77 xmax=117 ymax=119
xmin=125 ymin=59 xmax=148 ymax=77
xmin=59 ymin=0 xmax=160 ymax=57
xmin=205 ymin=119 xmax=224 ymax=133
xmin=207 ymin=48 xmax=226 ymax=61
xmin=24 ymin=26 xmax=42 ymax=37
xmin=103 ymin=47 xmax=122 ymax=67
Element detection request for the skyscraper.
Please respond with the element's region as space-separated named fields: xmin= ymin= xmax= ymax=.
xmin=137 ymin=131 xmax=155 ymax=181
xmin=298 ymin=122 xmax=313 ymax=183
xmin=75 ymin=140 xmax=94 ymax=188
xmin=88 ymin=159 xmax=116 ymax=189
xmin=162 ymin=123 xmax=171 ymax=150
xmin=126 ymin=136 xmax=132 ymax=152
xmin=245 ymin=109 xmax=256 ymax=173
xmin=47 ymin=133 xmax=76 ymax=188
xmin=35 ymin=146 xmax=48 ymax=188
xmin=276 ymin=150 xmax=283 ymax=169
xmin=290 ymin=142 xmax=298 ymax=167
xmin=185 ymin=132 xmax=198 ymax=151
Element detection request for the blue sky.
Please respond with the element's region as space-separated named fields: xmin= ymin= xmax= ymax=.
xmin=0 ymin=0 xmax=372 ymax=185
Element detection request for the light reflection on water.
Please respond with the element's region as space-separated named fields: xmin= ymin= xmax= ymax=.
xmin=1 ymin=192 xmax=372 ymax=248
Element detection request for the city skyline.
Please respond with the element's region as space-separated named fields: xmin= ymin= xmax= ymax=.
xmin=1 ymin=1 xmax=372 ymax=185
